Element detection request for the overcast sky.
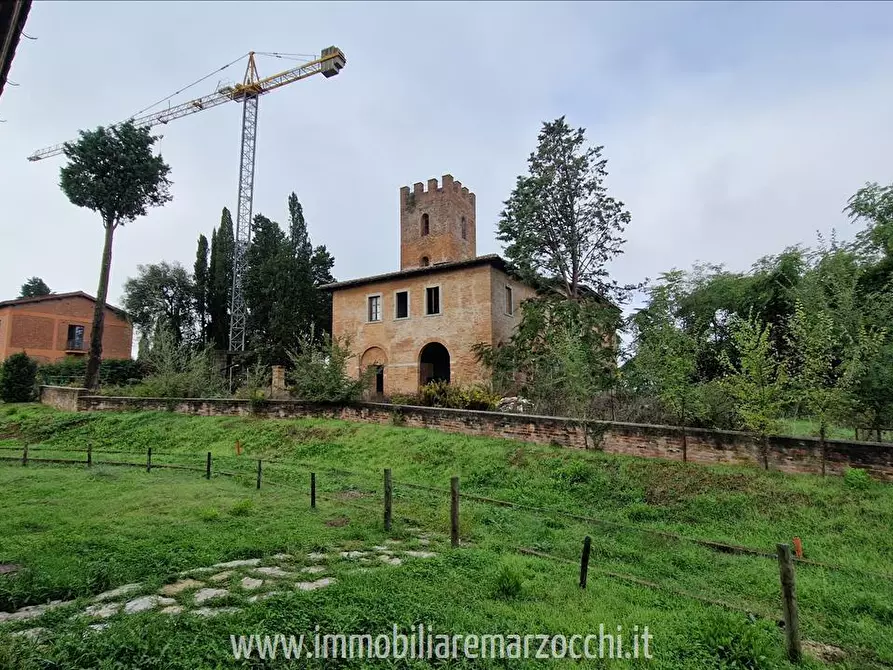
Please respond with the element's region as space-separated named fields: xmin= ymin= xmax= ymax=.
xmin=2 ymin=1 xmax=892 ymax=314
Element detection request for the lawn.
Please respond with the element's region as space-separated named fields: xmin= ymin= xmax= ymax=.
xmin=0 ymin=404 xmax=891 ymax=669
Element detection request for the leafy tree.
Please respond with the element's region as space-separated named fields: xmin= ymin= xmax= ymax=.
xmin=0 ymin=353 xmax=38 ymax=402
xmin=122 ymin=262 xmax=196 ymax=346
xmin=786 ymin=300 xmax=853 ymax=464
xmin=846 ymin=181 xmax=893 ymax=296
xmin=476 ymin=295 xmax=620 ymax=422
xmin=208 ymin=208 xmax=235 ymax=350
xmin=497 ymin=116 xmax=634 ymax=301
xmin=722 ymin=314 xmax=787 ymax=460
xmin=59 ymin=121 xmax=172 ymax=389
xmin=852 ymin=343 xmax=893 ymax=441
xmin=18 ymin=277 xmax=51 ymax=298
xmin=193 ymin=234 xmax=210 ymax=344
xmin=629 ymin=271 xmax=702 ymax=456
xmin=483 ymin=117 xmax=629 ymax=418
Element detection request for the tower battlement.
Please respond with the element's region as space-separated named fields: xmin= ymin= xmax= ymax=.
xmin=399 ymin=174 xmax=476 ymax=210
xmin=399 ymin=174 xmax=476 ymax=271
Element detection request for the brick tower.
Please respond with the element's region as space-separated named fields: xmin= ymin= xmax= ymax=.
xmin=399 ymin=174 xmax=476 ymax=271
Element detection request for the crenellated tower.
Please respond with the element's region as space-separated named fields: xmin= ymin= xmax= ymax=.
xmin=399 ymin=174 xmax=476 ymax=271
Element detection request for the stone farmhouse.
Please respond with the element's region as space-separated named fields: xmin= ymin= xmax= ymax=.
xmin=0 ymin=292 xmax=132 ymax=364
xmin=323 ymin=175 xmax=537 ymax=396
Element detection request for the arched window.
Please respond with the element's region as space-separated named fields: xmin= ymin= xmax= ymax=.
xmin=460 ymin=216 xmax=467 ymax=240
xmin=421 ymin=213 xmax=430 ymax=236
xmin=420 ymin=256 xmax=430 ymax=267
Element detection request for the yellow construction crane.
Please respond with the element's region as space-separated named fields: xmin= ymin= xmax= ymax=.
xmin=28 ymin=47 xmax=347 ymax=356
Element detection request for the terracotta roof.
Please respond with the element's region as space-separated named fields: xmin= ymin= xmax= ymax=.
xmin=0 ymin=0 xmax=31 ymax=100
xmin=320 ymin=254 xmax=516 ymax=291
xmin=0 ymin=291 xmax=129 ymax=319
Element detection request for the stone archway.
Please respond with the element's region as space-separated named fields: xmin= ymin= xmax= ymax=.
xmin=360 ymin=347 xmax=387 ymax=396
xmin=418 ymin=342 xmax=450 ymax=387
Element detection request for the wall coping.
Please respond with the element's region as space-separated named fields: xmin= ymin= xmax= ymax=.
xmin=73 ymin=393 xmax=893 ymax=451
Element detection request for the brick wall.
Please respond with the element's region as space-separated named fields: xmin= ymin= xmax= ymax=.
xmin=64 ymin=393 xmax=893 ymax=480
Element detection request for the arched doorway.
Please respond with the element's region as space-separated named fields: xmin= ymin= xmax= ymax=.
xmin=419 ymin=342 xmax=450 ymax=387
xmin=360 ymin=347 xmax=387 ymax=397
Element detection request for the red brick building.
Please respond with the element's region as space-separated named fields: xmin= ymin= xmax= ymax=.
xmin=323 ymin=175 xmax=537 ymax=396
xmin=0 ymin=292 xmax=133 ymax=364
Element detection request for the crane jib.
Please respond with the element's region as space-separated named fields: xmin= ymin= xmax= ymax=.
xmin=26 ymin=46 xmax=346 ymax=162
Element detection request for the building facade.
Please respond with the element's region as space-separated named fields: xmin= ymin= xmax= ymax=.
xmin=0 ymin=292 xmax=133 ymax=364
xmin=324 ymin=175 xmax=537 ymax=396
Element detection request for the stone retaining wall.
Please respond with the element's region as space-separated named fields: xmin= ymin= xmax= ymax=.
xmin=46 ymin=390 xmax=893 ymax=480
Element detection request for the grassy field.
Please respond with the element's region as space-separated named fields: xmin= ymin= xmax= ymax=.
xmin=0 ymin=404 xmax=892 ymax=668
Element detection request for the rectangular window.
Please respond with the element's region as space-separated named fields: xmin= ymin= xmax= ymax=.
xmin=395 ymin=291 xmax=409 ymax=319
xmin=426 ymin=286 xmax=441 ymax=315
xmin=367 ymin=295 xmax=381 ymax=322
xmin=504 ymin=285 xmax=514 ymax=316
xmin=67 ymin=324 xmax=85 ymax=350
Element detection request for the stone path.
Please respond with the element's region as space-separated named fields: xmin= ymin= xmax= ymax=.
xmin=1 ymin=535 xmax=439 ymax=640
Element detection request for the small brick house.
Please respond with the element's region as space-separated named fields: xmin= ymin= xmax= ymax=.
xmin=323 ymin=175 xmax=538 ymax=396
xmin=0 ymin=292 xmax=133 ymax=364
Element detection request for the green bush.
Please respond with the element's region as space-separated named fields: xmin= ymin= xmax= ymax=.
xmin=102 ymin=328 xmax=225 ymax=398
xmin=419 ymin=381 xmax=500 ymax=411
xmin=0 ymin=353 xmax=39 ymax=402
xmin=287 ymin=331 xmax=369 ymax=403
xmin=844 ymin=467 xmax=872 ymax=490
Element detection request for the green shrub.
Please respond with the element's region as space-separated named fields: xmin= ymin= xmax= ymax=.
xmin=844 ymin=467 xmax=872 ymax=490
xmin=0 ymin=353 xmax=38 ymax=402
xmin=105 ymin=328 xmax=225 ymax=398
xmin=686 ymin=612 xmax=779 ymax=669
xmin=389 ymin=393 xmax=421 ymax=406
xmin=287 ymin=331 xmax=369 ymax=403
xmin=419 ymin=381 xmax=501 ymax=411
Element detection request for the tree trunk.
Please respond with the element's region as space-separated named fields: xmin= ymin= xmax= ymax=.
xmin=820 ymin=424 xmax=826 ymax=477
xmin=85 ymin=223 xmax=116 ymax=390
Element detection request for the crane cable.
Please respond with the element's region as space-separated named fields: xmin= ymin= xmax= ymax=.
xmin=128 ymin=52 xmax=250 ymax=120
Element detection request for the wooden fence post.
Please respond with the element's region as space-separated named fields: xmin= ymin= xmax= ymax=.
xmin=22 ymin=444 xmax=28 ymax=467
xmin=384 ymin=468 xmax=393 ymax=531
xmin=87 ymin=443 xmax=92 ymax=468
xmin=146 ymin=447 xmax=152 ymax=473
xmin=580 ymin=536 xmax=592 ymax=588
xmin=777 ymin=543 xmax=802 ymax=663
xmin=206 ymin=452 xmax=212 ymax=480
xmin=311 ymin=472 xmax=316 ymax=509
xmin=256 ymin=459 xmax=262 ymax=490
xmin=450 ymin=476 xmax=460 ymax=547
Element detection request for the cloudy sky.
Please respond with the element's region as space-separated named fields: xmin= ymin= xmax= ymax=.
xmin=2 ymin=1 xmax=892 ymax=314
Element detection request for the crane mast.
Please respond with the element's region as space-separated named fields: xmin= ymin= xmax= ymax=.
xmin=27 ymin=47 xmax=346 ymax=363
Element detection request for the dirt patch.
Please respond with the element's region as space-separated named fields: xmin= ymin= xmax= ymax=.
xmin=334 ymin=490 xmax=366 ymax=500
xmin=0 ymin=422 xmax=22 ymax=440
xmin=802 ymin=640 xmax=846 ymax=663
xmin=0 ymin=564 xmax=21 ymax=575
xmin=643 ymin=467 xmax=758 ymax=506
xmin=324 ymin=517 xmax=350 ymax=527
